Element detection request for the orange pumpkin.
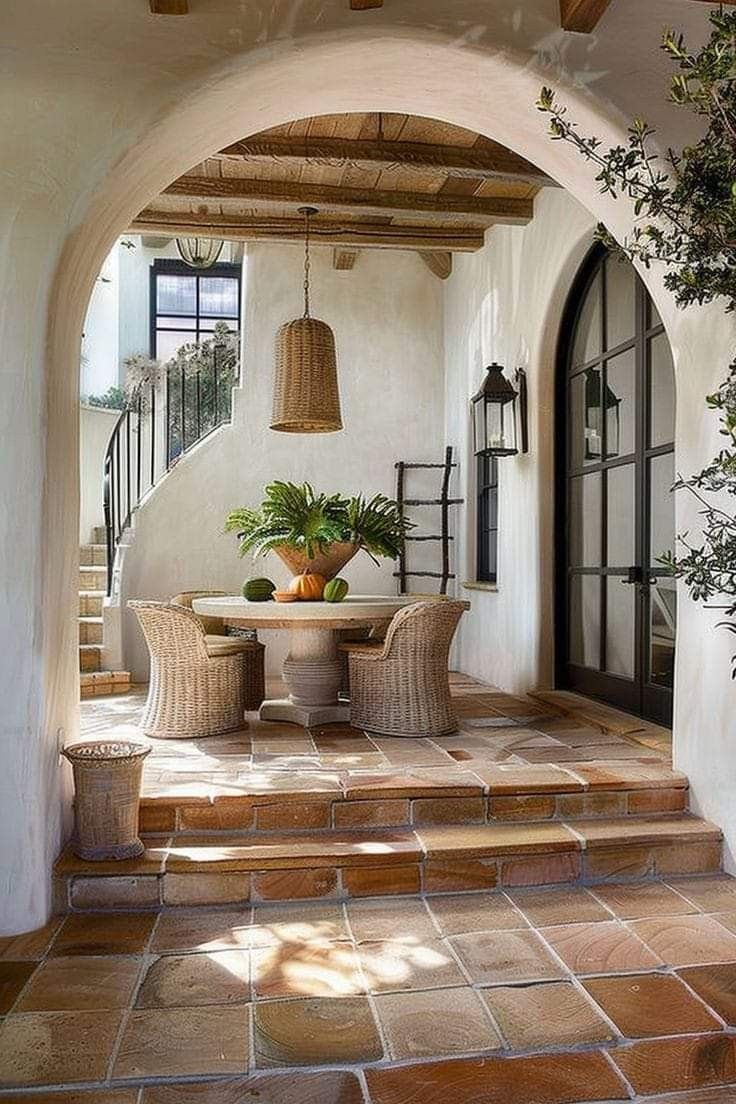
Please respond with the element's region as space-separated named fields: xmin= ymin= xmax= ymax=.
xmin=288 ymin=572 xmax=326 ymax=601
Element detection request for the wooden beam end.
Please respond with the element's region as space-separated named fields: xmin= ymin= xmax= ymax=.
xmin=150 ymin=0 xmax=189 ymax=14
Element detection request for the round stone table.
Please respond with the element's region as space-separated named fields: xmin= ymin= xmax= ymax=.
xmin=192 ymin=594 xmax=415 ymax=727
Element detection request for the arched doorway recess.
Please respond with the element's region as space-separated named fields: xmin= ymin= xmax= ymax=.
xmin=556 ymin=245 xmax=677 ymax=725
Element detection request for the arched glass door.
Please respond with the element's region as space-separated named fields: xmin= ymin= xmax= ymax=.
xmin=557 ymin=246 xmax=676 ymax=725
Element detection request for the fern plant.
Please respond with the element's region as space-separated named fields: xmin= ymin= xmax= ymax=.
xmin=225 ymin=481 xmax=411 ymax=564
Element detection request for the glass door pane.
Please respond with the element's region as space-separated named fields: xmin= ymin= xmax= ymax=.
xmin=569 ymin=576 xmax=600 ymax=668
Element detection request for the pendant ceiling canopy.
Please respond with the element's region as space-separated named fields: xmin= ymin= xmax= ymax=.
xmin=176 ymin=236 xmax=224 ymax=268
xmin=271 ymin=207 xmax=343 ymax=434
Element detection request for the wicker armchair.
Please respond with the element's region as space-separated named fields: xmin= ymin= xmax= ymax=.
xmin=171 ymin=590 xmax=227 ymax=635
xmin=129 ymin=601 xmax=265 ymax=739
xmin=339 ymin=599 xmax=469 ymax=738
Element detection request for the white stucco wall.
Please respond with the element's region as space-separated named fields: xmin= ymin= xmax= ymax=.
xmin=119 ymin=242 xmax=445 ymax=680
xmin=79 ymin=404 xmax=119 ymax=545
xmin=444 ymin=188 xmax=595 ymax=692
xmin=80 ymin=247 xmax=119 ymax=399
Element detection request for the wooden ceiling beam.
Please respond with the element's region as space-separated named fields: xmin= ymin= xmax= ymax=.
xmin=350 ymin=0 xmax=383 ymax=7
xmin=559 ymin=0 xmax=612 ymax=32
xmin=164 ymin=175 xmax=534 ymax=225
xmin=218 ymin=135 xmax=554 ymax=188
xmin=131 ymin=212 xmax=486 ymax=252
xmin=149 ymin=0 xmax=188 ymax=13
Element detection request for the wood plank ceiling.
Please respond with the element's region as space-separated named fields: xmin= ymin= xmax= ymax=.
xmin=132 ymin=111 xmax=556 ymax=267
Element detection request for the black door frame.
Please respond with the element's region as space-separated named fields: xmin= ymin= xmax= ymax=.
xmin=554 ymin=243 xmax=675 ymax=726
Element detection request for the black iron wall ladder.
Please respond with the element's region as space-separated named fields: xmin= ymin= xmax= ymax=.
xmin=394 ymin=445 xmax=463 ymax=595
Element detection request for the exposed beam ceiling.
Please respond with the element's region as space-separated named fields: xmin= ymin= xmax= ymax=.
xmin=559 ymin=0 xmax=612 ymax=32
xmin=132 ymin=212 xmax=486 ymax=252
xmin=149 ymin=0 xmax=188 ymax=12
xmin=163 ymin=175 xmax=534 ymax=225
xmin=219 ymin=135 xmax=554 ymax=188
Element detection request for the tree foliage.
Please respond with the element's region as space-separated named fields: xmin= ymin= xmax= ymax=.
xmin=538 ymin=9 xmax=736 ymax=673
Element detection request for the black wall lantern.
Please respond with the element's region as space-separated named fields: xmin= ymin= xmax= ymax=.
xmin=471 ymin=363 xmax=529 ymax=458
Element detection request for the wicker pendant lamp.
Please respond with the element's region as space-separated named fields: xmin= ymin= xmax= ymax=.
xmin=271 ymin=207 xmax=343 ymax=433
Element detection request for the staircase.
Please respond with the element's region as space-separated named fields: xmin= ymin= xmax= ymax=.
xmin=55 ymin=757 xmax=722 ymax=910
xmin=78 ymin=527 xmax=131 ymax=697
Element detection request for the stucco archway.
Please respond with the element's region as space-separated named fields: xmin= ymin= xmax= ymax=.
xmin=18 ymin=28 xmax=712 ymax=935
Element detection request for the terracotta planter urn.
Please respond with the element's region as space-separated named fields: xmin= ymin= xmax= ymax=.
xmin=273 ymin=541 xmax=360 ymax=581
xmin=62 ymin=740 xmax=151 ymax=861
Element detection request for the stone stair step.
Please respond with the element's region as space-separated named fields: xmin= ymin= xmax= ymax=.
xmin=54 ymin=814 xmax=721 ymax=910
xmin=139 ymin=763 xmax=690 ymax=835
xmin=79 ymin=565 xmax=107 ymax=589
xmin=78 ymin=591 xmax=104 ymax=617
xmin=78 ymin=644 xmax=102 ymax=672
xmin=78 ymin=616 xmax=104 ymax=645
xmin=91 ymin=525 xmax=107 ymax=544
xmin=79 ymin=543 xmax=107 ymax=567
xmin=79 ymin=670 xmax=132 ymax=698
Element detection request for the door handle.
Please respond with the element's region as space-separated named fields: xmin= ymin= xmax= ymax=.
xmin=622 ymin=566 xmax=643 ymax=585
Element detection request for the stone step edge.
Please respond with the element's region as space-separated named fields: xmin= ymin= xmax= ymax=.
xmin=138 ymin=768 xmax=690 ymax=833
xmin=54 ymin=817 xmax=722 ymax=909
xmin=80 ymin=671 xmax=131 ymax=686
xmin=139 ymin=784 xmax=690 ymax=834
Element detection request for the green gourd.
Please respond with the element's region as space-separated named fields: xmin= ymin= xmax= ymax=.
xmin=323 ymin=577 xmax=349 ymax=603
xmin=242 ymin=577 xmax=276 ymax=601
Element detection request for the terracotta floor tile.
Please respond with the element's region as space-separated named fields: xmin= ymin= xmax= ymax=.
xmin=710 ymin=912 xmax=736 ymax=936
xmin=254 ymin=996 xmax=382 ymax=1066
xmin=416 ymin=821 xmax=580 ymax=858
xmin=509 ymin=886 xmax=611 ymax=926
xmin=0 ymin=919 xmax=63 ymax=962
xmin=166 ymin=830 xmax=420 ymax=872
xmin=0 ymin=961 xmax=37 ymax=1013
xmin=450 ymin=928 xmax=566 ymax=984
xmin=113 ymin=1005 xmax=250 ymax=1079
xmin=669 ymin=876 xmax=736 ymax=913
xmin=590 ymin=880 xmax=699 ymax=919
xmin=375 ymin=986 xmax=502 ymax=1059
xmin=0 ymin=1010 xmax=123 ymax=1086
xmin=572 ymin=815 xmax=718 ymax=848
xmin=136 ymin=950 xmax=250 ymax=1007
xmin=471 ymin=765 xmax=583 ymax=794
xmin=540 ymin=920 xmax=663 ymax=974
xmin=346 ymin=898 xmax=435 ymax=942
xmin=50 ymin=912 xmax=155 ymax=956
xmin=141 ymin=1071 xmax=365 ymax=1104
xmin=583 ymin=972 xmax=723 ymax=1037
xmin=15 ymin=955 xmax=141 ymax=1011
xmin=365 ymin=1050 xmax=630 ymax=1104
xmin=150 ymin=909 xmax=252 ymax=953
xmin=253 ymin=941 xmax=365 ymax=998
xmin=678 ymin=962 xmax=736 ymax=1025
xmin=425 ymin=892 xmax=527 ymax=935
xmin=629 ymin=915 xmax=736 ymax=966
xmin=0 ymin=1091 xmax=138 ymax=1104
xmin=481 ymin=980 xmax=614 ymax=1049
xmin=358 ymin=937 xmax=465 ymax=992
xmin=250 ymin=903 xmax=348 ymax=947
xmin=611 ymin=1033 xmax=736 ymax=1095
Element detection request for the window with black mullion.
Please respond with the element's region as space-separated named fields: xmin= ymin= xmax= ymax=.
xmin=477 ymin=453 xmax=499 ymax=583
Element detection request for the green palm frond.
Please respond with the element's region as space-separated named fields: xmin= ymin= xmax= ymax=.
xmin=226 ymin=483 xmax=410 ymax=563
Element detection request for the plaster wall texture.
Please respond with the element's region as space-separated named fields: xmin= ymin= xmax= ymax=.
xmin=119 ymin=242 xmax=445 ymax=682
xmin=444 ymin=187 xmax=596 ymax=692
xmin=1 ymin=0 xmax=732 ymax=932
xmin=79 ymin=405 xmax=119 ymax=545
xmin=81 ymin=248 xmax=119 ymax=399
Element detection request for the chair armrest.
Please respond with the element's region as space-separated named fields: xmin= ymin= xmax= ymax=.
xmin=338 ymin=641 xmax=385 ymax=659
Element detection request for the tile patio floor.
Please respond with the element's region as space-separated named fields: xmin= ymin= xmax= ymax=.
xmin=3 ymin=877 xmax=736 ymax=1100
xmin=78 ymin=674 xmax=673 ymax=809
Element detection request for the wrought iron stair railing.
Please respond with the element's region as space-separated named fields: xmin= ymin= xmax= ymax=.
xmin=103 ymin=343 xmax=237 ymax=595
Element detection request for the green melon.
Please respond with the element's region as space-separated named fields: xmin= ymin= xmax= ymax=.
xmin=242 ymin=577 xmax=276 ymax=601
xmin=323 ymin=577 xmax=349 ymax=603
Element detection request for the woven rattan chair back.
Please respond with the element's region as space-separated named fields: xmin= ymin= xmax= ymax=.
xmin=129 ymin=600 xmax=210 ymax=665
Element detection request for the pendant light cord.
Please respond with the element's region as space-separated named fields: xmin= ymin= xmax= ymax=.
xmin=303 ymin=208 xmax=311 ymax=319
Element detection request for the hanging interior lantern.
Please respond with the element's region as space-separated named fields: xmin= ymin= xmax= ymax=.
xmin=271 ymin=207 xmax=343 ymax=433
xmin=471 ymin=363 xmax=519 ymax=457
xmin=175 ymin=237 xmax=224 ymax=269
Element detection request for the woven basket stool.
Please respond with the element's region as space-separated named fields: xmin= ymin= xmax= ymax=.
xmin=62 ymin=740 xmax=150 ymax=861
xmin=130 ymin=600 xmax=265 ymax=739
xmin=340 ymin=599 xmax=469 ymax=738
